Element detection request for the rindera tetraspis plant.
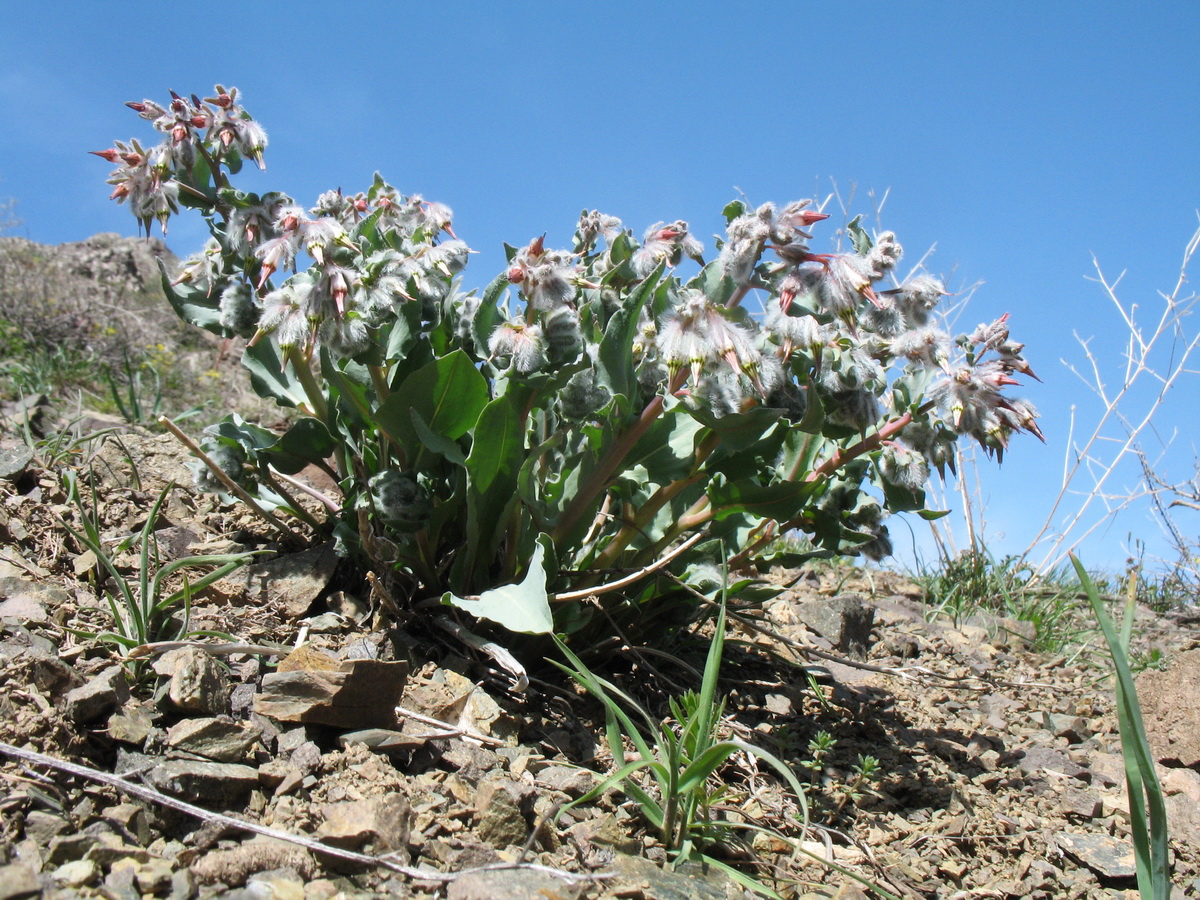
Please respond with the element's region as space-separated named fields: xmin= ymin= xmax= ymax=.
xmin=93 ymin=86 xmax=1043 ymax=643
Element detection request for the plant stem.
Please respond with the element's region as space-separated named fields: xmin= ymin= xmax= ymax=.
xmin=285 ymin=346 xmax=329 ymax=422
xmin=550 ymin=372 xmax=687 ymax=547
xmin=285 ymin=347 xmax=349 ymax=479
xmin=259 ymin=471 xmax=324 ymax=532
xmin=157 ymin=416 xmax=302 ymax=545
xmin=591 ymin=431 xmax=719 ymax=571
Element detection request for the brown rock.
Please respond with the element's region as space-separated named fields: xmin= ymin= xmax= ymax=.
xmin=153 ymin=646 xmax=230 ymax=715
xmin=253 ymin=658 xmax=409 ymax=729
xmin=64 ymin=665 xmax=130 ymax=724
xmin=1135 ymin=648 xmax=1200 ymax=767
xmin=1056 ymin=832 xmax=1137 ymax=880
xmin=314 ymin=794 xmax=411 ymax=852
xmin=214 ymin=541 xmax=338 ymax=619
xmin=164 ymin=716 xmax=262 ymax=763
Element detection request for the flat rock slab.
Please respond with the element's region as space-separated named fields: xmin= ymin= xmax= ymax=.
xmin=1136 ymin=647 xmax=1200 ymax=767
xmin=1056 ymin=832 xmax=1137 ymax=880
xmin=215 ymin=541 xmax=339 ymax=619
xmin=447 ymin=867 xmax=580 ymax=900
xmin=254 ymin=658 xmax=409 ymax=729
xmin=144 ymin=759 xmax=259 ymax=805
xmin=165 ymin=717 xmax=262 ymax=763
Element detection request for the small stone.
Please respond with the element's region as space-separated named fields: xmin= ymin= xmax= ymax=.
xmin=247 ymin=869 xmax=306 ymax=900
xmin=1056 ymin=832 xmax=1137 ymax=880
xmin=1061 ymin=789 xmax=1103 ymax=820
xmin=106 ymin=702 xmax=155 ymax=745
xmin=84 ymin=832 xmax=152 ymax=866
xmin=254 ymin=658 xmax=409 ymax=729
xmin=535 ymin=765 xmax=598 ymax=798
xmin=153 ymin=647 xmax=230 ymax=715
xmin=144 ymin=759 xmax=259 ymax=805
xmin=0 ymin=443 xmax=34 ymax=479
xmin=102 ymin=804 xmax=152 ymax=846
xmin=164 ymin=716 xmax=262 ymax=763
xmin=314 ymin=795 xmax=411 ymax=852
xmin=794 ymin=593 xmax=876 ymax=658
xmin=45 ymin=833 xmax=99 ymax=867
xmin=475 ymin=782 xmax=527 ymax=849
xmin=305 ymin=613 xmax=345 ymax=634
xmin=1040 ymin=711 xmax=1093 ymax=744
xmin=338 ymin=728 xmax=424 ymax=754
xmin=52 ymin=858 xmax=100 ymax=887
xmin=276 ymin=727 xmax=311 ymax=755
xmin=567 ymin=813 xmax=639 ymax=853
xmin=168 ymin=867 xmax=196 ymax=900
xmin=290 ymin=740 xmax=321 ymax=775
xmin=23 ymin=810 xmax=69 ymax=845
xmin=1014 ymin=744 xmax=1087 ymax=780
xmin=447 ymin=868 xmax=576 ymax=900
xmin=214 ymin=541 xmax=339 ymax=619
xmin=133 ymin=858 xmax=174 ymax=894
xmin=65 ymin=664 xmax=130 ymax=724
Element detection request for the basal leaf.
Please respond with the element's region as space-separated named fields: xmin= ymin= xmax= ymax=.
xmin=444 ymin=534 xmax=555 ymax=634
xmin=375 ymin=350 xmax=488 ymax=456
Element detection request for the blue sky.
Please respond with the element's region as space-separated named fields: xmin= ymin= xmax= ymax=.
xmin=3 ymin=2 xmax=1199 ymax=573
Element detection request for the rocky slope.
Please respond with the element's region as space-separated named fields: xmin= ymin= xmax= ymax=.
xmin=0 ymin=425 xmax=1197 ymax=900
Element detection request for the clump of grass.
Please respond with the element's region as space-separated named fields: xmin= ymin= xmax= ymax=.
xmin=61 ymin=471 xmax=262 ymax=653
xmin=916 ymin=549 xmax=1086 ymax=652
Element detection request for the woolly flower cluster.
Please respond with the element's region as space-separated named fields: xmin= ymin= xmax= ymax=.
xmin=95 ymin=89 xmax=468 ymax=362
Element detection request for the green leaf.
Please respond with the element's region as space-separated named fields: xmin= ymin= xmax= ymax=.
xmin=158 ymin=259 xmax=223 ymax=333
xmin=263 ymin=418 xmax=337 ymax=474
xmin=699 ymin=260 xmax=737 ymax=307
xmin=689 ymin=406 xmax=782 ymax=453
xmin=443 ymin=534 xmax=555 ymax=634
xmin=598 ymin=267 xmax=662 ymax=406
xmin=1071 ymin=557 xmax=1171 ymax=899
xmin=707 ymin=473 xmax=821 ymax=522
xmin=466 ymin=395 xmax=523 ymax=494
xmin=375 ymin=350 xmax=488 ymax=456
xmin=410 ymin=407 xmax=467 ymax=466
xmin=242 ymin=340 xmax=308 ymax=409
xmin=722 ymin=199 xmax=748 ymax=223
xmin=846 ymin=215 xmax=873 ymax=255
xmin=383 ymin=301 xmax=423 ymax=362
xmin=917 ymin=508 xmax=951 ymax=521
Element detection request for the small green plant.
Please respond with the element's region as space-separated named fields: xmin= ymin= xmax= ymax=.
xmin=796 ymin=730 xmax=881 ymax=821
xmin=92 ymin=86 xmax=1043 ymax=648
xmin=918 ymin=549 xmax=1084 ymax=652
xmin=62 ymin=472 xmax=262 ymax=651
xmin=1072 ymin=555 xmax=1170 ymax=899
xmin=552 ymin=601 xmax=809 ymax=896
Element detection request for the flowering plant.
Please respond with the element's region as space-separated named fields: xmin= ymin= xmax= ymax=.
xmin=94 ymin=86 xmax=1042 ymax=643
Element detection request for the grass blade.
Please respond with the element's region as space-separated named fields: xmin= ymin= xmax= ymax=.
xmin=1070 ymin=554 xmax=1170 ymax=898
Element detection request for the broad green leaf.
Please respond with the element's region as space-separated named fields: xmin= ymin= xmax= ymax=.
xmin=410 ymin=407 xmax=467 ymax=466
xmin=707 ymin=473 xmax=821 ymax=522
xmin=700 ymin=260 xmax=737 ymax=307
xmin=264 ymin=418 xmax=338 ymax=474
xmin=158 ymin=260 xmax=223 ymax=333
xmin=689 ymin=406 xmax=782 ymax=453
xmin=466 ymin=395 xmax=523 ymax=494
xmin=597 ymin=266 xmax=662 ymax=407
xmin=242 ymin=339 xmax=309 ymax=409
xmin=375 ymin=350 xmax=487 ymax=456
xmin=443 ymin=534 xmax=554 ymax=634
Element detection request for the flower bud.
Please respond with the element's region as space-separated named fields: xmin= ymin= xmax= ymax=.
xmin=369 ymin=471 xmax=432 ymax=531
xmin=219 ymin=282 xmax=259 ymax=338
xmin=543 ymin=306 xmax=584 ymax=363
xmin=193 ymin=444 xmax=248 ymax=493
